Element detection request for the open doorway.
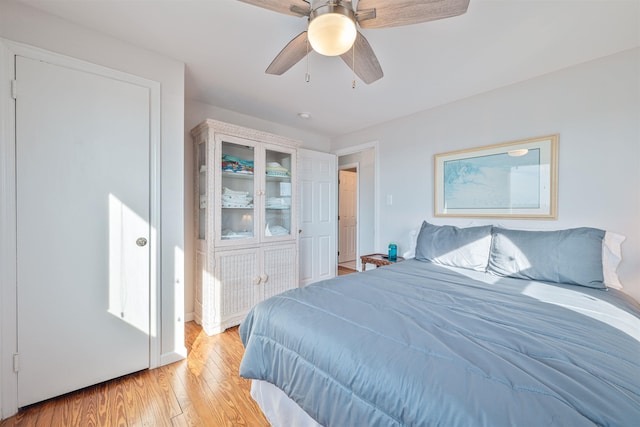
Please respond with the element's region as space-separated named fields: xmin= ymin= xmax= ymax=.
xmin=335 ymin=143 xmax=378 ymax=272
xmin=338 ymin=166 xmax=358 ymax=273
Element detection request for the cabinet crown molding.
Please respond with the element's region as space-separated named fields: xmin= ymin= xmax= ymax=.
xmin=191 ymin=119 xmax=301 ymax=148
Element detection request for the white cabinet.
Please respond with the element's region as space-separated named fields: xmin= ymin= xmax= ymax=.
xmin=192 ymin=119 xmax=299 ymax=335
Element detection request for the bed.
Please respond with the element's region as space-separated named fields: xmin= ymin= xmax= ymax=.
xmin=239 ymin=222 xmax=640 ymax=426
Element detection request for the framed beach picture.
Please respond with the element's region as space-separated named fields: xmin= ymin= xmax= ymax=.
xmin=434 ymin=135 xmax=558 ymax=219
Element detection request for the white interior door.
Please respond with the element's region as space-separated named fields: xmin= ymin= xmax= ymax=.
xmin=338 ymin=169 xmax=357 ymax=263
xmin=298 ymin=149 xmax=337 ymax=286
xmin=16 ymin=55 xmax=151 ymax=407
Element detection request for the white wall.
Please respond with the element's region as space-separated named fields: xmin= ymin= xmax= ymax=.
xmin=183 ymin=99 xmax=331 ymax=319
xmin=331 ymin=48 xmax=640 ymax=302
xmin=0 ymin=1 xmax=186 ymax=417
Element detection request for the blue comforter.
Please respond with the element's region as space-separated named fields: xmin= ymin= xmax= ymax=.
xmin=239 ymin=260 xmax=640 ymax=426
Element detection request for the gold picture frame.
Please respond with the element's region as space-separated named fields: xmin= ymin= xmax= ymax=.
xmin=434 ymin=135 xmax=558 ymax=219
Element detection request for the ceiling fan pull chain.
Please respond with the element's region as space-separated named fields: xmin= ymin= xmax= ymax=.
xmin=352 ymin=42 xmax=356 ymax=89
xmin=305 ymin=35 xmax=311 ymax=83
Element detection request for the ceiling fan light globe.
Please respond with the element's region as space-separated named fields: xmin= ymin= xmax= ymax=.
xmin=308 ymin=13 xmax=357 ymax=56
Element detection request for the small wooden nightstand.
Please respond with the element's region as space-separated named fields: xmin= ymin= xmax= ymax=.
xmin=360 ymin=253 xmax=405 ymax=271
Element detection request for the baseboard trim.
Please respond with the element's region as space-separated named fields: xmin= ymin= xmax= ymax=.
xmin=160 ymin=348 xmax=187 ymax=367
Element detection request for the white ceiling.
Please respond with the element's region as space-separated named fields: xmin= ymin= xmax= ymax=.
xmin=19 ymin=0 xmax=640 ymax=137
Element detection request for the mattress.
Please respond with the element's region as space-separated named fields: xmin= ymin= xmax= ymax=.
xmin=239 ymin=260 xmax=640 ymax=426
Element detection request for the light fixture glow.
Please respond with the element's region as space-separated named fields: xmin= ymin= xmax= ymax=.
xmin=308 ymin=5 xmax=357 ymax=57
xmin=508 ymin=148 xmax=529 ymax=157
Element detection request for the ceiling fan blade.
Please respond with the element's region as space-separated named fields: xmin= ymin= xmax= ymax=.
xmin=237 ymin=0 xmax=310 ymax=17
xmin=357 ymin=0 xmax=470 ymax=29
xmin=266 ymin=31 xmax=309 ymax=75
xmin=339 ymin=31 xmax=383 ymax=84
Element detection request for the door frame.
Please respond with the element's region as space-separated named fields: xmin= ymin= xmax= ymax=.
xmin=334 ymin=141 xmax=379 ymax=272
xmin=338 ymin=163 xmax=359 ymax=266
xmin=0 ymin=39 xmax=161 ymax=419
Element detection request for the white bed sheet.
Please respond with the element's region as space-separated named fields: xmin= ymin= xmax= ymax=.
xmin=251 ymin=380 xmax=323 ymax=427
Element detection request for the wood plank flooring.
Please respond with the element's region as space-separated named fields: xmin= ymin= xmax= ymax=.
xmin=0 ymin=322 xmax=270 ymax=427
xmin=338 ymin=265 xmax=356 ymax=276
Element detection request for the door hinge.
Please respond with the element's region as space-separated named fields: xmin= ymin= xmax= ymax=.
xmin=13 ymin=353 xmax=19 ymax=373
xmin=11 ymin=80 xmax=17 ymax=99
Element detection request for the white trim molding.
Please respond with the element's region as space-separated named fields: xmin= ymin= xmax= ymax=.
xmin=0 ymin=38 xmax=18 ymax=421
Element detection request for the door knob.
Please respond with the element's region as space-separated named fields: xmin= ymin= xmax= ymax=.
xmin=136 ymin=237 xmax=148 ymax=247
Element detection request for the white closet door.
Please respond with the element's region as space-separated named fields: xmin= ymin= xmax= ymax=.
xmin=16 ymin=55 xmax=151 ymax=407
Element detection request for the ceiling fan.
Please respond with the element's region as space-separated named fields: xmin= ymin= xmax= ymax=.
xmin=238 ymin=0 xmax=471 ymax=84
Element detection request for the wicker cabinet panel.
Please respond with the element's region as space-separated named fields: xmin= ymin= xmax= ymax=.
xmin=194 ymin=250 xmax=205 ymax=325
xmin=263 ymin=243 xmax=297 ymax=300
xmin=216 ymin=249 xmax=261 ymax=323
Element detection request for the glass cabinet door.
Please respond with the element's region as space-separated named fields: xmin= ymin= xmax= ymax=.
xmin=219 ymin=139 xmax=257 ymax=243
xmin=264 ymin=148 xmax=293 ymax=239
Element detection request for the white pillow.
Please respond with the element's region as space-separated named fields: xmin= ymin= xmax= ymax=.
xmin=603 ymin=231 xmax=625 ymax=290
xmin=402 ymin=228 xmax=420 ymax=259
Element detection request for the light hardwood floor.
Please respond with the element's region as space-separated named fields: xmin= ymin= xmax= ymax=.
xmin=338 ymin=265 xmax=356 ymax=276
xmin=0 ymin=322 xmax=269 ymax=427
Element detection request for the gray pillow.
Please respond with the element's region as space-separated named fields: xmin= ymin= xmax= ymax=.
xmin=487 ymin=227 xmax=606 ymax=288
xmin=415 ymin=221 xmax=492 ymax=271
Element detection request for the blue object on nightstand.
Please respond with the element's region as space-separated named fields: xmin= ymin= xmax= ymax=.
xmin=388 ymin=243 xmax=397 ymax=261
